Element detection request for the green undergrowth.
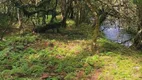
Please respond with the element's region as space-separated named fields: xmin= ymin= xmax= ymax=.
xmin=98 ymin=38 xmax=142 ymax=80
xmin=0 ymin=24 xmax=142 ymax=80
xmin=0 ymin=32 xmax=103 ymax=80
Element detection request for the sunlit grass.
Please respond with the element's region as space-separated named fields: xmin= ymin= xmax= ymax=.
xmin=98 ymin=38 xmax=142 ymax=80
xmin=0 ymin=23 xmax=142 ymax=80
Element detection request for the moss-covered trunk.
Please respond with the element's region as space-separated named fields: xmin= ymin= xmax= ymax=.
xmin=85 ymin=0 xmax=100 ymax=54
xmin=133 ymin=4 xmax=142 ymax=50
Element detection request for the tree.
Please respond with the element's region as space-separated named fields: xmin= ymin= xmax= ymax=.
xmin=133 ymin=0 xmax=142 ymax=49
xmin=85 ymin=0 xmax=100 ymax=54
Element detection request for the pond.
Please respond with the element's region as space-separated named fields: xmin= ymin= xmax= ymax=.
xmin=101 ymin=20 xmax=133 ymax=47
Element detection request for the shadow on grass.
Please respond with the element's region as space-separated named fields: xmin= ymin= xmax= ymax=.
xmin=38 ymin=29 xmax=89 ymax=41
xmin=99 ymin=38 xmax=142 ymax=57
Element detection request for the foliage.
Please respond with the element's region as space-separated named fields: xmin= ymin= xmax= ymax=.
xmin=0 ymin=14 xmax=11 ymax=27
xmin=133 ymin=0 xmax=142 ymax=4
xmin=0 ymin=26 xmax=141 ymax=80
xmin=0 ymin=0 xmax=142 ymax=80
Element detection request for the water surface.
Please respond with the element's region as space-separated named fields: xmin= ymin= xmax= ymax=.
xmin=101 ymin=21 xmax=132 ymax=47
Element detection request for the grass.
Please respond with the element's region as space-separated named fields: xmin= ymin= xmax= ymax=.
xmin=0 ymin=23 xmax=142 ymax=80
xmin=98 ymin=38 xmax=142 ymax=80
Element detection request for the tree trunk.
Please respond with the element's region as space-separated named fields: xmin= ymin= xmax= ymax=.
xmin=133 ymin=4 xmax=142 ymax=49
xmin=17 ymin=8 xmax=24 ymax=34
xmin=133 ymin=29 xmax=142 ymax=49
xmin=85 ymin=0 xmax=100 ymax=54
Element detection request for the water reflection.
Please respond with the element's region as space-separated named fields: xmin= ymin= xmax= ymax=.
xmin=101 ymin=20 xmax=132 ymax=47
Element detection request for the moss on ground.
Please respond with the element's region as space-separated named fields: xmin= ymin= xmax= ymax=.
xmin=0 ymin=24 xmax=142 ymax=80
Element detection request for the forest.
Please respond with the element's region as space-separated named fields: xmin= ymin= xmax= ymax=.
xmin=0 ymin=0 xmax=142 ymax=80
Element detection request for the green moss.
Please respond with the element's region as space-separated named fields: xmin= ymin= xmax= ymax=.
xmin=0 ymin=26 xmax=141 ymax=80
